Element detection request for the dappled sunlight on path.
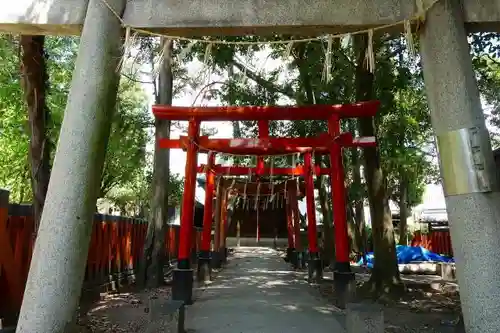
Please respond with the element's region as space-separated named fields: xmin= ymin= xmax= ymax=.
xmin=187 ymin=247 xmax=344 ymax=333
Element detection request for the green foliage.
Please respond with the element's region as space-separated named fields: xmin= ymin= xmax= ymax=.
xmin=374 ymin=37 xmax=437 ymax=208
xmin=0 ymin=36 xmax=29 ymax=202
xmin=101 ymin=76 xmax=150 ymax=197
xmin=469 ymin=32 xmax=500 ymax=148
xmin=106 ymin=171 xmax=183 ymax=217
xmin=0 ymin=35 xmax=161 ymax=210
xmin=187 ymin=35 xmax=435 ymax=211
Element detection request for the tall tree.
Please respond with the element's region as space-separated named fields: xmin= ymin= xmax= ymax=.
xmin=141 ymin=38 xmax=174 ymax=287
xmin=353 ymin=34 xmax=402 ymax=294
xmin=20 ymin=36 xmax=51 ymax=231
xmin=348 ymin=120 xmax=367 ymax=258
xmin=1 ymin=36 xmax=151 ymax=210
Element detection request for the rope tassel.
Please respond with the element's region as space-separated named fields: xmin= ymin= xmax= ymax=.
xmin=254 ymin=182 xmax=261 ymax=210
xmin=321 ymin=35 xmax=333 ymax=83
xmin=117 ymin=27 xmax=138 ymax=72
xmin=404 ymin=20 xmax=416 ymax=57
xmin=203 ymin=42 xmax=213 ymax=66
xmin=178 ymin=40 xmax=197 ymax=64
xmin=366 ymin=30 xmax=375 ymax=73
xmin=283 ymin=41 xmax=294 ymax=59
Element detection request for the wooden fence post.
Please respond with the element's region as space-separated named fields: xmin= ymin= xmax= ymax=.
xmin=0 ymin=189 xmax=24 ymax=321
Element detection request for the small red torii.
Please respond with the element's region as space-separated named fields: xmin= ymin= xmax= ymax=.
xmin=152 ymin=101 xmax=380 ymax=304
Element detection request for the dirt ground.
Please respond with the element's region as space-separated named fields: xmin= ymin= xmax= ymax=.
xmin=75 ymin=265 xmax=224 ymax=333
xmin=75 ymin=286 xmax=171 ymax=333
xmin=75 ymin=253 xmax=463 ymax=333
xmin=316 ymin=267 xmax=463 ymax=333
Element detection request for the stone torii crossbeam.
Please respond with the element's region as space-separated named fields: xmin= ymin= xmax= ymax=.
xmin=6 ymin=1 xmax=500 ymax=333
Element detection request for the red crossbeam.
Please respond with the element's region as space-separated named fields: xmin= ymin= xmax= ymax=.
xmin=197 ymin=165 xmax=331 ymax=176
xmin=153 ymin=101 xmax=379 ymax=121
xmin=159 ymin=133 xmax=376 ymax=155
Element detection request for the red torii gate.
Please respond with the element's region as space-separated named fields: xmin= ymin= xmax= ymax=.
xmin=152 ymin=101 xmax=379 ymax=304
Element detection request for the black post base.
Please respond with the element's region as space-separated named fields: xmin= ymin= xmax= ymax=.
xmin=296 ymin=251 xmax=307 ymax=269
xmin=333 ymin=262 xmax=356 ymax=309
xmin=308 ymin=254 xmax=323 ymax=283
xmin=219 ymin=247 xmax=227 ymax=264
xmin=290 ymin=249 xmax=299 ymax=269
xmin=284 ymin=247 xmax=294 ymax=263
xmin=172 ymin=266 xmax=194 ymax=305
xmin=197 ymin=251 xmax=212 ymax=283
xmin=210 ymin=250 xmax=221 ymax=269
xmin=190 ymin=250 xmax=198 ymax=264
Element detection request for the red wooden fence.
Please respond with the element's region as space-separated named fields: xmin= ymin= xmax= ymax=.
xmin=411 ymin=230 xmax=453 ymax=257
xmin=0 ymin=195 xmax=203 ymax=325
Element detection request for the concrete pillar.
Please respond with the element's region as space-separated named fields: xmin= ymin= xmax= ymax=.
xmin=15 ymin=0 xmax=125 ymax=331
xmin=420 ymin=1 xmax=500 ymax=332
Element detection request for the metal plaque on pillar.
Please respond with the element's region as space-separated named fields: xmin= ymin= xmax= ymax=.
xmin=437 ymin=126 xmax=498 ymax=196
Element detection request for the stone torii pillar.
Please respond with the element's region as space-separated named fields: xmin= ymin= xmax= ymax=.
xmin=15 ymin=0 xmax=126 ymax=331
xmin=420 ymin=1 xmax=500 ymax=332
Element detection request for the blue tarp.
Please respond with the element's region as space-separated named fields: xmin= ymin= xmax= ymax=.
xmin=357 ymin=245 xmax=454 ymax=268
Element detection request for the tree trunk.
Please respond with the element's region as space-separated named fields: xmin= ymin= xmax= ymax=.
xmin=398 ymin=175 xmax=409 ymax=245
xmin=353 ymin=34 xmax=402 ymax=295
xmin=20 ymin=36 xmax=51 ymax=233
xmin=346 ymin=201 xmax=359 ymax=254
xmin=348 ymin=121 xmax=367 ymax=262
xmin=314 ymin=154 xmax=334 ymax=267
xmin=140 ymin=39 xmax=173 ymax=288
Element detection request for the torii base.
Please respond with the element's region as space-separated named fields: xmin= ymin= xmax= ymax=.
xmin=285 ymin=247 xmax=298 ymax=268
xmin=172 ymin=263 xmax=193 ymax=305
xmin=219 ymin=247 xmax=228 ymax=264
xmin=308 ymin=253 xmax=323 ymax=283
xmin=196 ymin=251 xmax=212 ymax=283
xmin=210 ymin=250 xmax=222 ymax=269
xmin=333 ymin=262 xmax=356 ymax=309
xmin=296 ymin=251 xmax=307 ymax=269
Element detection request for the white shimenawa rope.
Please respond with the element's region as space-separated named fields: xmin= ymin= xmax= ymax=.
xmin=102 ymin=0 xmax=436 ymax=47
xmin=101 ymin=0 xmax=439 ymax=78
xmin=254 ymin=182 xmax=261 ymax=210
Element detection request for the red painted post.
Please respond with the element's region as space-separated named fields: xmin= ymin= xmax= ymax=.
xmin=0 ymin=190 xmax=24 ymax=321
xmin=304 ymin=152 xmax=322 ymax=281
xmin=256 ymin=121 xmax=269 ymax=244
xmin=327 ymin=115 xmax=354 ymax=289
xmin=220 ymin=190 xmax=228 ymax=263
xmin=257 ymin=120 xmax=269 ymax=175
xmin=286 ymin=199 xmax=295 ymax=250
xmin=197 ymin=153 xmax=214 ymax=282
xmin=256 ymin=202 xmax=260 ymax=244
xmin=290 ymin=184 xmax=303 ymax=268
xmin=200 ymin=152 xmax=216 ymax=253
xmin=212 ymin=179 xmax=223 ymax=268
xmin=285 ymin=191 xmax=297 ymax=267
xmin=304 ymin=152 xmax=318 ymax=253
xmin=177 ymin=119 xmax=200 ymax=263
xmin=173 ymin=119 xmax=200 ymax=304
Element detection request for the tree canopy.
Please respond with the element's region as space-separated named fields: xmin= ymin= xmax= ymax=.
xmin=0 ymin=36 xmax=164 ymax=215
